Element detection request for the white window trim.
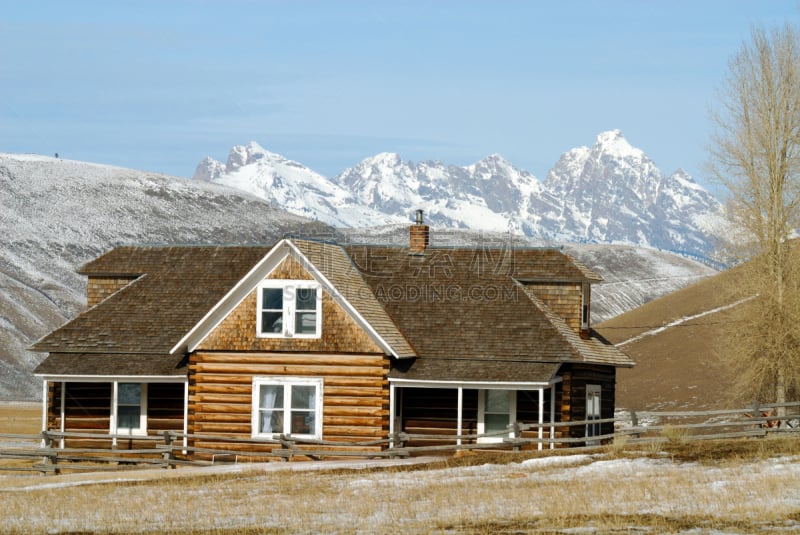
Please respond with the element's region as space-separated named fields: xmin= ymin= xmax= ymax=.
xmin=477 ymin=389 xmax=516 ymax=443
xmin=111 ymin=382 xmax=148 ymax=437
xmin=256 ymin=280 xmax=322 ymax=339
xmin=251 ymin=376 xmax=323 ymax=440
xmin=586 ymin=384 xmax=601 ymax=440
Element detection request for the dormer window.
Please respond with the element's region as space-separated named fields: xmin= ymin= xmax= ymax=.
xmin=257 ymin=280 xmax=322 ymax=338
xmin=581 ymin=283 xmax=590 ymax=332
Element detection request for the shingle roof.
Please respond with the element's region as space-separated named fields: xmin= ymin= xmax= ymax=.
xmin=342 ymin=245 xmax=601 ymax=362
xmin=293 ymin=240 xmax=416 ymax=358
xmin=32 ymin=239 xmax=631 ymax=380
xmin=35 ymin=353 xmax=187 ymax=377
xmin=32 ymin=245 xmax=273 ymax=354
xmin=389 ymin=359 xmax=561 ymax=383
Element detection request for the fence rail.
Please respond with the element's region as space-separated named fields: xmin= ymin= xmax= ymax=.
xmin=1 ymin=400 xmax=799 ymax=475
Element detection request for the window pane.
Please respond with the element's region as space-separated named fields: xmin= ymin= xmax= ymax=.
xmin=296 ymin=288 xmax=317 ymax=310
xmin=262 ymin=288 xmax=283 ymax=310
xmin=291 ymin=411 xmax=314 ymax=434
xmin=485 ymin=413 xmax=509 ymax=433
xmin=118 ymin=406 xmax=141 ymax=429
xmin=292 ymin=385 xmax=316 ymax=409
xmin=295 ymin=311 xmax=317 ymax=334
xmin=259 ymin=384 xmax=283 ymax=409
xmin=118 ymin=383 xmax=141 ymax=405
xmin=258 ymin=384 xmax=284 ymax=434
xmin=485 ymin=390 xmax=509 ymax=413
xmin=261 ymin=311 xmax=283 ymax=333
xmin=260 ymin=410 xmax=284 ymax=434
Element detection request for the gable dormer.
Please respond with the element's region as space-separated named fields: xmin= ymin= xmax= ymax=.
xmin=521 ymin=281 xmax=589 ymax=336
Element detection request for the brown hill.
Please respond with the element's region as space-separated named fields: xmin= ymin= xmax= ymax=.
xmin=596 ymin=264 xmax=753 ymax=412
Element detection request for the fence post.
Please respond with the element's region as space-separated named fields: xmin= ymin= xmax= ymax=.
xmin=751 ymin=400 xmax=761 ymax=430
xmin=279 ymin=434 xmax=294 ymax=462
xmin=630 ymin=410 xmax=640 ymax=439
xmin=40 ymin=431 xmax=59 ymax=475
xmin=512 ymin=421 xmax=521 ymax=452
xmin=161 ymin=431 xmax=175 ymax=469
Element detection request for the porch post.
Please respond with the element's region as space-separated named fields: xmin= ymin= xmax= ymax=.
xmin=389 ymin=383 xmax=396 ymax=448
xmin=111 ymin=381 xmax=118 ymax=447
xmin=549 ymin=386 xmax=556 ymax=450
xmin=456 ymin=387 xmax=463 ymax=447
xmin=59 ymin=381 xmax=66 ymax=449
xmin=183 ymin=380 xmax=189 ymax=450
xmin=40 ymin=380 xmax=48 ymax=434
xmin=538 ymin=388 xmax=544 ymax=451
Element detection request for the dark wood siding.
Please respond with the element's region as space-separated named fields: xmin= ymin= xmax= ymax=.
xmin=560 ymin=364 xmax=616 ymax=441
xmin=46 ymin=381 xmax=184 ymax=450
xmin=400 ymin=388 xmax=479 ymax=444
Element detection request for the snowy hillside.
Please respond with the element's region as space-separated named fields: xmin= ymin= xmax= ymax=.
xmin=0 ymin=154 xmax=330 ymax=400
xmin=2 ymin=151 xmax=718 ymax=401
xmin=195 ymin=130 xmax=724 ymax=259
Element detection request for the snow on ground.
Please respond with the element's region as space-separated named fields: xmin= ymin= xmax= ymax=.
xmin=2 ymin=453 xmax=800 ymax=533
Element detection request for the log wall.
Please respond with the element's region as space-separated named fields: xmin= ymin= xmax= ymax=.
xmin=188 ymin=351 xmax=390 ymax=457
xmin=559 ymin=364 xmax=616 ymax=441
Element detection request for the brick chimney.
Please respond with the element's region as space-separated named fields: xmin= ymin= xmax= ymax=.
xmin=409 ymin=209 xmax=429 ymax=254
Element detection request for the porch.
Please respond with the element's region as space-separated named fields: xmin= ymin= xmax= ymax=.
xmin=389 ymin=378 xmax=563 ymax=450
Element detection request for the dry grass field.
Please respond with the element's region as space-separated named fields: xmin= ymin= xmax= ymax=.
xmin=1 ymin=400 xmax=799 ymax=535
xmin=0 ymin=403 xmax=40 ymax=435
xmin=597 ymin=265 xmax=752 ymax=412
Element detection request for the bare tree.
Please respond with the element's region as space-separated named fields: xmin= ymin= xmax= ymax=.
xmin=709 ymin=23 xmax=800 ymax=409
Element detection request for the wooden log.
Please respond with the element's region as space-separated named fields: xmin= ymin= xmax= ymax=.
xmin=192 ymin=422 xmax=251 ymax=434
xmin=322 ymin=426 xmax=385 ymax=438
xmin=191 ymin=362 xmax=386 ymax=377
xmin=192 ymin=413 xmax=251 ymax=424
xmin=322 ymin=386 xmax=385 ymax=397
xmin=194 ymin=352 xmax=386 ymax=366
xmin=189 ymin=384 xmax=252 ymax=395
xmin=190 ymin=402 xmax=251 ymax=415
xmin=192 ymin=393 xmax=253 ymax=404
xmin=323 ymin=406 xmax=386 ymax=417
xmin=322 ymin=416 xmax=384 ymax=427
xmin=324 ymin=397 xmax=385 ymax=407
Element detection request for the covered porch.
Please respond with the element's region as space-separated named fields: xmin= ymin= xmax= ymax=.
xmin=389 ymin=360 xmax=564 ymax=450
xmin=34 ymin=352 xmax=189 ymax=449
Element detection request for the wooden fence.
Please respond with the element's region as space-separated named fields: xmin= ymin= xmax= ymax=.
xmin=1 ymin=400 xmax=799 ymax=475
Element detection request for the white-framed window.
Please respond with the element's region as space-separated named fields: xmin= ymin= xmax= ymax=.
xmin=256 ymin=280 xmax=322 ymax=338
xmin=586 ymin=384 xmax=601 ymax=439
xmin=113 ymin=382 xmax=147 ymax=435
xmin=581 ymin=283 xmax=591 ymax=331
xmin=252 ymin=377 xmax=323 ymax=439
xmin=477 ymin=389 xmax=516 ymax=443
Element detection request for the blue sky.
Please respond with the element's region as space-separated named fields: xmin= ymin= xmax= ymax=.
xmin=1 ymin=1 xmax=796 ymax=187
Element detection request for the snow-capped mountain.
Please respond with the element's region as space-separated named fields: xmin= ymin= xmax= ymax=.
xmin=195 ymin=131 xmax=723 ymax=259
xmin=194 ymin=142 xmax=404 ymax=227
xmin=544 ymin=130 xmax=723 ymax=254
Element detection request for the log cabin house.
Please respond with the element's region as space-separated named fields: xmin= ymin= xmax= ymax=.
xmin=31 ymin=216 xmax=633 ymax=458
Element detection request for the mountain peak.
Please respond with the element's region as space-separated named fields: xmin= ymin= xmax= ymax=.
xmin=593 ymin=129 xmax=642 ymax=160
